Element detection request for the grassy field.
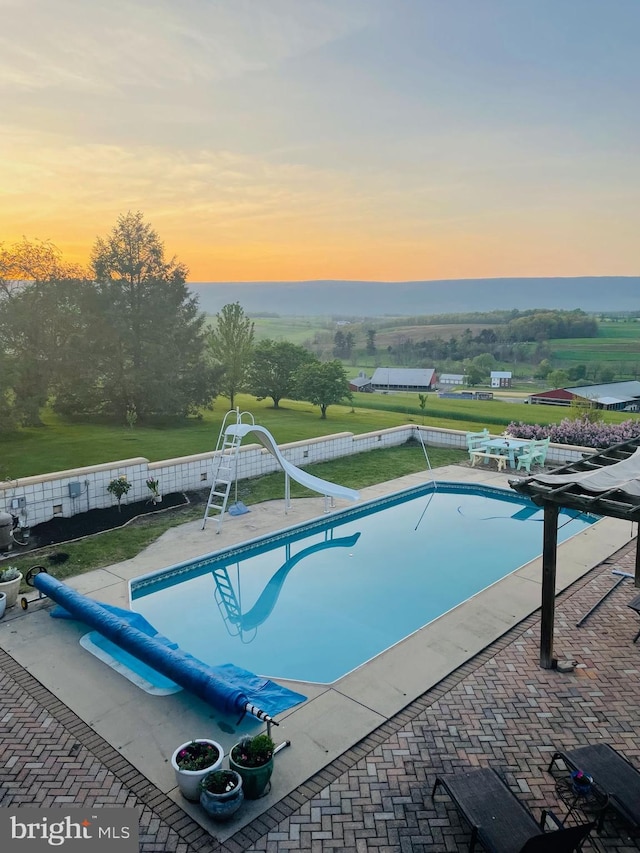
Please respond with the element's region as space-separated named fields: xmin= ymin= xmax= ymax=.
xmin=245 ymin=315 xmax=640 ymax=382
xmin=550 ymin=321 xmax=640 ymax=371
xmin=4 ymin=389 xmax=636 ymax=480
xmin=250 ymin=316 xmax=335 ymax=344
xmin=1 ymin=398 xmax=420 ymax=478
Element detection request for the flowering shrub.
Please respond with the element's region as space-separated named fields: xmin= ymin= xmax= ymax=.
xmin=506 ymin=415 xmax=640 ymax=449
xmin=175 ymin=741 xmax=220 ymax=771
xmin=231 ymin=734 xmax=274 ymax=768
xmin=106 ymin=475 xmax=132 ymax=511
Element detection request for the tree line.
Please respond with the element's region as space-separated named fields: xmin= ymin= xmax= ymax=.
xmin=0 ymin=213 xmax=352 ymax=431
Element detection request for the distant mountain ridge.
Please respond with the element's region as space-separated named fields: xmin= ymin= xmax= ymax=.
xmin=189 ymin=277 xmax=639 ymax=317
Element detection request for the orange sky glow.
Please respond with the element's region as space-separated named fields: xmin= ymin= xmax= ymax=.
xmin=2 ymin=1 xmax=638 ymax=283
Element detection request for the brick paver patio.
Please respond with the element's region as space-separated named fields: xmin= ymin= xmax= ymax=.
xmin=2 ymin=540 xmax=639 ymax=851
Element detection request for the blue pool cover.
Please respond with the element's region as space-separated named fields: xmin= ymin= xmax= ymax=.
xmin=34 ymin=572 xmax=305 ymax=717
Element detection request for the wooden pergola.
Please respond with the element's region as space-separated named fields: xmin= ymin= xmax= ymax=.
xmin=509 ymin=437 xmax=640 ymax=669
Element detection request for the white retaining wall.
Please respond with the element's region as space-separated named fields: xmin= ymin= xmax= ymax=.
xmin=0 ymin=425 xmax=590 ymax=530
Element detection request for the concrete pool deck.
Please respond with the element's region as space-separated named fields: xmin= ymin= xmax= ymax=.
xmin=1 ymin=462 xmax=639 ymax=851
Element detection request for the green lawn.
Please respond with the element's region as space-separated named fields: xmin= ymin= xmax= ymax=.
xmin=4 ymin=390 xmax=635 ymax=480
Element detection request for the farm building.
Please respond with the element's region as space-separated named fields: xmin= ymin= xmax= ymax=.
xmin=348 ymin=372 xmax=373 ymax=393
xmin=439 ymin=373 xmax=465 ymax=387
xmin=370 ymin=368 xmax=437 ymax=392
xmin=490 ymin=370 xmax=512 ymax=388
xmin=528 ymin=380 xmax=640 ymax=411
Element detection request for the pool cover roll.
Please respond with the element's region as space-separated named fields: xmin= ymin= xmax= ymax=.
xmin=35 ymin=572 xmax=305 ymax=718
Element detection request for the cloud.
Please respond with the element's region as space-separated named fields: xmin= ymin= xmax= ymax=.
xmin=0 ymin=0 xmax=376 ymax=95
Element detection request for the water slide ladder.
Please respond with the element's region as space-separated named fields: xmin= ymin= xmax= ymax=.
xmin=202 ymin=410 xmax=255 ymax=532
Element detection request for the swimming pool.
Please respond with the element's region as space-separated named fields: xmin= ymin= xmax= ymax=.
xmin=131 ymin=482 xmax=597 ymax=683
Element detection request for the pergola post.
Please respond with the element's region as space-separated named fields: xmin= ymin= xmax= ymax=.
xmin=540 ymin=502 xmax=560 ymax=669
xmin=635 ymin=534 xmax=640 ymax=588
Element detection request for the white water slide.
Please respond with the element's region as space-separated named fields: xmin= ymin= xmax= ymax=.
xmin=226 ymin=423 xmax=360 ymax=506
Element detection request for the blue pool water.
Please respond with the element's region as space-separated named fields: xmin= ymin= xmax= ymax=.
xmin=131 ymin=482 xmax=597 ymax=683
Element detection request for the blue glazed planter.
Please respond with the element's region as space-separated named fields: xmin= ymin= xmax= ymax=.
xmin=199 ymin=770 xmax=244 ymax=821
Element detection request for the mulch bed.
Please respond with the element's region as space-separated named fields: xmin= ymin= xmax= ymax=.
xmin=24 ymin=492 xmax=196 ymax=551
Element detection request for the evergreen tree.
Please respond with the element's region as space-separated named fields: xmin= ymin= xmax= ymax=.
xmin=366 ymin=329 xmax=377 ymax=356
xmin=84 ymin=211 xmax=216 ymax=419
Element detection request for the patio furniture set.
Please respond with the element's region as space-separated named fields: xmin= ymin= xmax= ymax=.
xmin=431 ymin=742 xmax=640 ymax=852
xmin=466 ymin=430 xmax=550 ymax=473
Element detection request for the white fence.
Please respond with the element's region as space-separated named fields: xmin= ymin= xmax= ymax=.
xmin=0 ymin=424 xmax=589 ymax=530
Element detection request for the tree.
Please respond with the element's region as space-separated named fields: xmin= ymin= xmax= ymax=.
xmin=294 ymin=359 xmax=351 ymax=419
xmin=0 ymin=237 xmax=85 ymax=297
xmin=464 ymin=364 xmax=485 ymax=387
xmin=567 ymin=363 xmax=587 ymax=382
xmin=418 ymin=393 xmax=428 ymax=424
xmin=249 ymin=339 xmax=313 ymax=408
xmin=86 ymin=211 xmax=216 ymax=419
xmin=208 ymin=302 xmax=255 ymax=410
xmin=534 ymin=358 xmax=552 ymax=379
xmin=366 ymin=329 xmax=377 ymax=356
xmin=472 ymin=353 xmax=496 ymax=373
xmin=1 ymin=277 xmax=92 ymax=425
xmin=0 ymin=238 xmax=89 ymax=425
xmin=597 ymin=366 xmax=616 ymax=384
xmin=107 ymin=476 xmax=132 ymax=512
xmin=547 ymin=369 xmax=570 ymax=388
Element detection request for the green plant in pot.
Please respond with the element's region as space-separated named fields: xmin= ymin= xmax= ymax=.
xmin=229 ymin=733 xmax=275 ymax=800
xmin=0 ymin=565 xmax=23 ymax=609
xmin=146 ymin=477 xmax=161 ymax=503
xmin=199 ymin=769 xmax=244 ymax=821
xmin=171 ymin=738 xmax=224 ymax=801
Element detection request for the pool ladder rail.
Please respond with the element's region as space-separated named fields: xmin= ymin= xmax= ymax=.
xmin=212 ymin=566 xmax=258 ymax=643
xmin=202 ymin=409 xmax=255 ymax=533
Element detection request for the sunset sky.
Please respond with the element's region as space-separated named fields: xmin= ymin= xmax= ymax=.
xmin=1 ymin=0 xmax=638 ymax=282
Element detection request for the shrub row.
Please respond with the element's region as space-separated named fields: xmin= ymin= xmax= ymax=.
xmin=506 ymin=415 xmax=640 ymax=449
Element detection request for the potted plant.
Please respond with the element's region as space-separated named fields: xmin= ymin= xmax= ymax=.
xmin=171 ymin=738 xmax=224 ymax=802
xmin=146 ymin=477 xmax=162 ymax=504
xmin=571 ymin=769 xmax=593 ymax=795
xmin=0 ymin=566 xmax=23 ymax=609
xmin=199 ymin=769 xmax=244 ymax=821
xmin=0 ymin=591 xmax=6 ymax=619
xmin=229 ymin=733 xmax=275 ymax=800
xmin=107 ymin=476 xmax=132 ymax=512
